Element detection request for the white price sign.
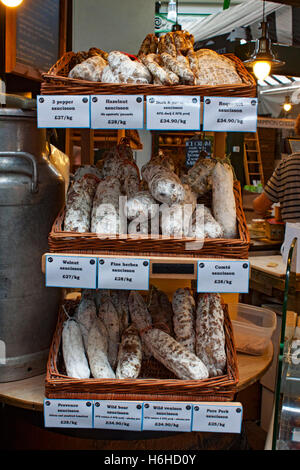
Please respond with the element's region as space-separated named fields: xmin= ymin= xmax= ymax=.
xmin=91 ymin=95 xmax=144 ymax=129
xmin=44 ymin=399 xmax=93 ymax=428
xmin=203 ymin=96 xmax=257 ymax=132
xmin=142 ymin=401 xmax=192 ymax=432
xmin=192 ymin=402 xmax=243 ymax=433
xmin=93 ymin=401 xmax=143 ymax=431
xmin=98 ymin=257 xmax=150 ymax=290
xmin=45 ymin=255 xmax=97 ymax=289
xmin=146 ymin=95 xmax=201 ymax=131
xmin=197 ymin=259 xmax=249 ymax=293
xmin=37 ymin=95 xmax=90 ymax=128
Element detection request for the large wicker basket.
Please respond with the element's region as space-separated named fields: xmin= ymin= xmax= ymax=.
xmin=45 ymin=299 xmax=239 ymax=402
xmin=48 ymin=180 xmax=250 ymax=259
xmin=41 ymin=52 xmax=256 ymax=97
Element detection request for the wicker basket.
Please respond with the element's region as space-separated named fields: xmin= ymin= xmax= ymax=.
xmin=41 ymin=52 xmax=256 ymax=97
xmin=48 ymin=180 xmax=250 ymax=259
xmin=45 ymin=299 xmax=239 ymax=401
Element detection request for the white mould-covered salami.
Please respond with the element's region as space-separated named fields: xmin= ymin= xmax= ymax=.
xmin=64 ymin=176 xmax=98 ymax=232
xmin=74 ymin=296 xmax=97 ymax=351
xmin=142 ymin=161 xmax=185 ymax=205
xmin=123 ymin=174 xmax=140 ymax=200
xmin=73 ymin=165 xmax=102 ymax=181
xmin=172 ymin=288 xmax=195 ymax=353
xmin=87 ymin=317 xmax=116 ymax=379
xmin=160 ymin=203 xmax=188 ymax=237
xmin=68 ymin=55 xmax=107 ymax=82
xmin=108 ymin=51 xmax=152 ymax=84
xmin=195 ymin=293 xmax=226 ymax=377
xmin=115 ymin=325 xmax=142 ymax=379
xmin=101 ymin=65 xmax=119 ymax=83
xmin=62 ymin=319 xmax=90 ymax=379
xmin=125 ymin=190 xmax=158 ymax=222
xmin=189 ymin=205 xmax=224 ymax=239
xmin=128 ymin=291 xmax=209 ymax=380
xmin=212 ymin=162 xmax=237 ymax=239
xmin=160 ymin=183 xmax=196 ymax=236
xmin=91 ymin=176 xmax=122 ymax=234
xmin=98 ymin=297 xmax=120 ymax=370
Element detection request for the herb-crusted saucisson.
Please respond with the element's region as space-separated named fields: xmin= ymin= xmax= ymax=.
xmin=128 ymin=291 xmax=208 ymax=380
xmin=98 ymin=297 xmax=120 ymax=370
xmin=115 ymin=325 xmax=142 ymax=379
xmin=172 ymin=288 xmax=195 ymax=353
xmin=195 ymin=293 xmax=227 ymax=377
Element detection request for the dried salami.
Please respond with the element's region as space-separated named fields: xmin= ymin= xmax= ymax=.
xmin=115 ymin=325 xmax=142 ymax=379
xmin=195 ymin=293 xmax=227 ymax=377
xmin=172 ymin=288 xmax=195 ymax=353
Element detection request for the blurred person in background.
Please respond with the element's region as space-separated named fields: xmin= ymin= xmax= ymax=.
xmin=253 ymin=114 xmax=300 ymax=223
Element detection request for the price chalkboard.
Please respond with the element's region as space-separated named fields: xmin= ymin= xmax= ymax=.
xmin=5 ymin=0 xmax=67 ymax=81
xmin=185 ymin=136 xmax=214 ymax=168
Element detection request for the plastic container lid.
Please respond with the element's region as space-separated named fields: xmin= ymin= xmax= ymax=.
xmin=229 ymin=303 xmax=277 ymax=356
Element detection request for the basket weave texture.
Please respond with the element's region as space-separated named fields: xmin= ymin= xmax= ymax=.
xmin=41 ymin=52 xmax=256 ymax=97
xmin=45 ymin=299 xmax=239 ymax=402
xmin=48 ymin=180 xmax=249 ymax=259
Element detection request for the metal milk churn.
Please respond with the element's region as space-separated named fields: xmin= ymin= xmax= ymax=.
xmin=0 ymin=106 xmax=65 ymax=382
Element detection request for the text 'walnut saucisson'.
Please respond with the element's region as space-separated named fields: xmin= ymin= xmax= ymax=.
xmin=128 ymin=291 xmax=209 ymax=380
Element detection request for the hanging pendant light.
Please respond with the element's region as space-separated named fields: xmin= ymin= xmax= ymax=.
xmin=1 ymin=0 xmax=23 ymax=6
xmin=283 ymin=95 xmax=292 ymax=113
xmin=167 ymin=0 xmax=182 ymax=32
xmin=243 ymin=1 xmax=285 ymax=81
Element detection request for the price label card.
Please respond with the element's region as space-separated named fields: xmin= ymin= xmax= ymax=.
xmin=45 ymin=255 xmax=97 ymax=289
xmin=93 ymin=401 xmax=143 ymax=431
xmin=146 ymin=95 xmax=201 ymax=131
xmin=203 ymin=96 xmax=258 ymax=132
xmin=98 ymin=258 xmax=150 ymax=290
xmin=142 ymin=402 xmax=192 ymax=432
xmin=192 ymin=402 xmax=243 ymax=433
xmin=44 ymin=399 xmax=93 ymax=428
xmin=91 ymin=95 xmax=144 ymax=129
xmin=37 ymin=95 xmax=90 ymax=128
xmin=197 ymin=259 xmax=249 ymax=293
